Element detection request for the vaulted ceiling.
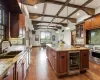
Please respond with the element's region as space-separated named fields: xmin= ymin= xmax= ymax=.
xmin=22 ymin=0 xmax=100 ymax=30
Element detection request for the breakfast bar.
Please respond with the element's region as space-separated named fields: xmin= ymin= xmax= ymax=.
xmin=46 ymin=44 xmax=89 ymax=77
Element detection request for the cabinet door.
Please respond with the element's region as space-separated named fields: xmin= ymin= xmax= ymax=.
xmin=58 ymin=52 xmax=67 ymax=73
xmin=17 ymin=63 xmax=23 ymax=80
xmin=93 ymin=15 xmax=100 ymax=28
xmin=80 ymin=50 xmax=89 ymax=71
xmin=3 ymin=65 xmax=15 ymax=80
xmin=84 ymin=19 xmax=92 ymax=30
xmin=10 ymin=13 xmax=19 ymax=38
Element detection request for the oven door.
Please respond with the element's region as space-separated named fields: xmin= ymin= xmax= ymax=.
xmin=92 ymin=51 xmax=100 ymax=58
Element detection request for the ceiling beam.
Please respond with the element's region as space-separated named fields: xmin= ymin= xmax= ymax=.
xmin=33 ymin=24 xmax=62 ymax=29
xmin=23 ymin=0 xmax=95 ymax=15
xmin=45 ymin=1 xmax=95 ymax=15
xmin=32 ymin=20 xmax=67 ymax=26
xmin=41 ymin=3 xmax=47 ymax=22
xmin=29 ymin=13 xmax=76 ymax=23
xmin=47 ymin=0 xmax=70 ymax=28
xmin=56 ymin=0 xmax=94 ymax=27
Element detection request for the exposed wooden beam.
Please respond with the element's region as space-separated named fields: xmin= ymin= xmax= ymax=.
xmin=67 ymin=4 xmax=95 ymax=15
xmin=41 ymin=3 xmax=47 ymax=22
xmin=29 ymin=13 xmax=76 ymax=23
xmin=57 ymin=0 xmax=94 ymax=27
xmin=23 ymin=0 xmax=95 ymax=15
xmin=47 ymin=0 xmax=70 ymax=28
xmin=33 ymin=24 xmax=62 ymax=29
xmin=32 ymin=20 xmax=67 ymax=26
xmin=33 ymin=25 xmax=58 ymax=27
xmin=45 ymin=1 xmax=95 ymax=15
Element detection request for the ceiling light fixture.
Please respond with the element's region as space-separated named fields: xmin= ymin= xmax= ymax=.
xmin=77 ymin=13 xmax=80 ymax=16
xmin=66 ymin=27 xmax=70 ymax=30
xmin=56 ymin=31 xmax=59 ymax=33
xmin=34 ymin=5 xmax=37 ymax=9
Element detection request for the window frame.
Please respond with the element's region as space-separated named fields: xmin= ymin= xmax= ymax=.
xmin=40 ymin=31 xmax=51 ymax=43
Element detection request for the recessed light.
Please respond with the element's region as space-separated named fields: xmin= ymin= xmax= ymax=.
xmin=34 ymin=5 xmax=37 ymax=9
xmin=77 ymin=13 xmax=80 ymax=16
xmin=56 ymin=31 xmax=59 ymax=33
xmin=66 ymin=27 xmax=70 ymax=30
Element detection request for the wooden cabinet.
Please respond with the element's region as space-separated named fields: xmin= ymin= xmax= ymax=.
xmin=76 ymin=24 xmax=84 ymax=38
xmin=80 ymin=50 xmax=89 ymax=71
xmin=58 ymin=52 xmax=67 ymax=73
xmin=46 ymin=46 xmax=89 ymax=76
xmin=92 ymin=15 xmax=100 ymax=28
xmin=2 ymin=49 xmax=30 ymax=80
xmin=10 ymin=13 xmax=25 ymax=38
xmin=84 ymin=15 xmax=100 ymax=30
xmin=10 ymin=13 xmax=19 ymax=38
xmin=3 ymin=64 xmax=15 ymax=80
xmin=84 ymin=19 xmax=92 ymax=30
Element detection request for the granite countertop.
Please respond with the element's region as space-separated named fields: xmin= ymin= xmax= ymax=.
xmin=0 ymin=45 xmax=31 ymax=79
xmin=46 ymin=44 xmax=89 ymax=51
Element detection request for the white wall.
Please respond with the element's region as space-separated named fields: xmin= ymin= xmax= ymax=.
xmin=57 ymin=29 xmax=71 ymax=46
xmin=31 ymin=29 xmax=58 ymax=46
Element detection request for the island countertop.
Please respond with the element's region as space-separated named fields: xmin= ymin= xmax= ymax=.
xmin=46 ymin=44 xmax=89 ymax=51
xmin=0 ymin=45 xmax=31 ymax=79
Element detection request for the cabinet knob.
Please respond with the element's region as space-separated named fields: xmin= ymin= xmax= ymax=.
xmin=84 ymin=54 xmax=86 ymax=56
xmin=61 ymin=56 xmax=65 ymax=59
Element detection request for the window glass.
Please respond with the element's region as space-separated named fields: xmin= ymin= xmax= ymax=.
xmin=40 ymin=31 xmax=51 ymax=43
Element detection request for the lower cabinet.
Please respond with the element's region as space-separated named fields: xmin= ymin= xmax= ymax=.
xmin=3 ymin=64 xmax=15 ymax=80
xmin=16 ymin=63 xmax=23 ymax=80
xmin=58 ymin=52 xmax=67 ymax=73
xmin=80 ymin=50 xmax=89 ymax=71
xmin=2 ymin=49 xmax=30 ymax=80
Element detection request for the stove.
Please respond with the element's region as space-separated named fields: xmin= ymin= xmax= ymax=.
xmin=89 ymin=45 xmax=100 ymax=64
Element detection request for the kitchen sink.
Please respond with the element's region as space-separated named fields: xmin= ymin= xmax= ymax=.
xmin=0 ymin=51 xmax=22 ymax=59
xmin=6 ymin=51 xmax=21 ymax=55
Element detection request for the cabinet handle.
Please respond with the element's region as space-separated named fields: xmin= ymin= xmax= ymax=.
xmin=84 ymin=54 xmax=86 ymax=56
xmin=3 ymin=74 xmax=8 ymax=79
xmin=61 ymin=56 xmax=65 ymax=59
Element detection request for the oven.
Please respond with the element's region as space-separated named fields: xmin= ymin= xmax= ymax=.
xmin=90 ymin=46 xmax=100 ymax=64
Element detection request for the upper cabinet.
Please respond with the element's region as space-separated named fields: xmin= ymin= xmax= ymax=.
xmin=10 ymin=13 xmax=19 ymax=38
xmin=84 ymin=14 xmax=100 ymax=30
xmin=84 ymin=18 xmax=92 ymax=30
xmin=10 ymin=13 xmax=25 ymax=38
xmin=92 ymin=15 xmax=100 ymax=27
xmin=76 ymin=24 xmax=84 ymax=38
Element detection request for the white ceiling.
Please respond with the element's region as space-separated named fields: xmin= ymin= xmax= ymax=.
xmin=45 ymin=3 xmax=62 ymax=15
xmin=86 ymin=0 xmax=100 ymax=8
xmin=27 ymin=3 xmax=44 ymax=14
xmin=26 ymin=0 xmax=100 ymax=30
xmin=59 ymin=7 xmax=76 ymax=17
xmin=43 ymin=17 xmax=53 ymax=22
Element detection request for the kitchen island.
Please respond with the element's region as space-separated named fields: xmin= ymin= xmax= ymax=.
xmin=46 ymin=44 xmax=89 ymax=77
xmin=0 ymin=46 xmax=31 ymax=80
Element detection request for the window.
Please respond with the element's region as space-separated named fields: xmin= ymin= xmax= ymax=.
xmin=0 ymin=25 xmax=4 ymax=39
xmin=40 ymin=31 xmax=51 ymax=43
xmin=0 ymin=8 xmax=4 ymax=41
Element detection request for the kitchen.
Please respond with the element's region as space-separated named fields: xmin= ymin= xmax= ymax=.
xmin=0 ymin=0 xmax=100 ymax=80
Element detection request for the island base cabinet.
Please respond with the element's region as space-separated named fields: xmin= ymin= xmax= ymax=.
xmin=57 ymin=52 xmax=67 ymax=74
xmin=80 ymin=50 xmax=89 ymax=71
